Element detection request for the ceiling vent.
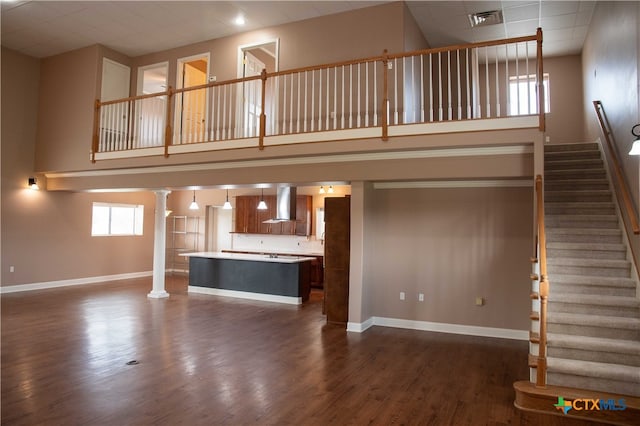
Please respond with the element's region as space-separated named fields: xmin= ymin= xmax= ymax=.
xmin=468 ymin=10 xmax=504 ymax=28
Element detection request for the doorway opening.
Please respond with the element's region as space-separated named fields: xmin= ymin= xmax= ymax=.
xmin=136 ymin=62 xmax=168 ymax=147
xmin=237 ymin=40 xmax=279 ymax=137
xmin=175 ymin=53 xmax=210 ymax=144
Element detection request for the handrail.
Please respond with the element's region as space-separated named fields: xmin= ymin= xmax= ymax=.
xmin=92 ymin=29 xmax=545 ymax=157
xmin=593 ymin=100 xmax=640 ymax=234
xmin=535 ymin=174 xmax=548 ymax=388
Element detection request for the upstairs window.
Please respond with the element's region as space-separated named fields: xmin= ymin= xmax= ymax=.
xmin=92 ymin=203 xmax=144 ymax=236
xmin=509 ymin=73 xmax=550 ymax=115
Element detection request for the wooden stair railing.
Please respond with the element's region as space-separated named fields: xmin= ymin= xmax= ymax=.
xmin=534 ymin=174 xmax=548 ymax=387
xmin=593 ymin=100 xmax=640 ymax=235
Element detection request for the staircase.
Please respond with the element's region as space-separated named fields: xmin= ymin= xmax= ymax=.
xmin=543 ymin=142 xmax=640 ymax=397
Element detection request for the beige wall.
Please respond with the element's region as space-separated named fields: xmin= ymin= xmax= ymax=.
xmin=1 ymin=48 xmax=156 ymax=287
xmin=544 ymin=55 xmax=585 ymax=144
xmin=402 ymin=2 xmax=429 ymax=52
xmin=582 ymin=1 xmax=639 ymax=267
xmin=365 ymin=186 xmax=533 ymax=330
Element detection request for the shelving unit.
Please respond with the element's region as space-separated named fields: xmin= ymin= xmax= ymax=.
xmin=167 ymin=215 xmax=201 ymax=274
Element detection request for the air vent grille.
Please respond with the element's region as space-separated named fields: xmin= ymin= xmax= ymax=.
xmin=468 ymin=10 xmax=504 ymax=28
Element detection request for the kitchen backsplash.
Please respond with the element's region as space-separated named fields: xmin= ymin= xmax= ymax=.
xmin=231 ymin=234 xmax=324 ymax=256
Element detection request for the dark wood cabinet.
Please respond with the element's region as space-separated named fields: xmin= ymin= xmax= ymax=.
xmin=234 ymin=194 xmax=312 ymax=236
xmin=323 ymin=196 xmax=350 ymax=325
xmin=310 ymin=256 xmax=324 ymax=289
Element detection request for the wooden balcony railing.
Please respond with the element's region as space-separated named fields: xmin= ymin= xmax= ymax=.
xmin=92 ymin=29 xmax=544 ymax=162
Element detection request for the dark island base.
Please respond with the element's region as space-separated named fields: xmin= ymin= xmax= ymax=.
xmin=188 ymin=256 xmax=311 ymax=304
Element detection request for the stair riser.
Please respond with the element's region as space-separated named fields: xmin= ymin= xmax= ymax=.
xmin=548 ymin=347 xmax=640 ymax=367
xmin=546 ymin=207 xmax=616 ymax=215
xmin=547 ymin=249 xmax=627 ymax=260
xmin=546 ymin=220 xmax=619 ymax=229
xmin=547 ymin=372 xmax=640 ymax=397
xmin=545 ymin=193 xmax=611 ymax=202
xmin=546 ymin=233 xmax=622 ymax=244
xmin=545 ymin=162 xmax=604 ymax=170
xmin=547 ymin=265 xmax=630 ymax=278
xmin=548 ymin=301 xmax=640 ymax=318
xmin=545 ymin=144 xmax=599 ymax=153
xmin=545 ymin=182 xmax=610 ymax=191
xmin=546 ymin=170 xmax=607 ymax=180
xmin=545 ymin=152 xmax=601 ymax=161
xmin=547 ymin=323 xmax=639 ymax=340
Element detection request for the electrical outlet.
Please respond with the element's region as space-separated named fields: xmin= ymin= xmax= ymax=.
xmin=418 ymin=293 xmax=424 ymax=302
xmin=400 ymin=291 xmax=405 ymax=300
xmin=9 ymin=266 xmax=15 ymax=273
xmin=209 ymin=75 xmax=217 ymax=82
xmin=387 ymin=62 xmax=393 ymax=70
xmin=475 ymin=297 xmax=484 ymax=306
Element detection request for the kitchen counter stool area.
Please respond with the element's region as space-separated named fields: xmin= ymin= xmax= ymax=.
xmin=182 ymin=252 xmax=315 ymax=305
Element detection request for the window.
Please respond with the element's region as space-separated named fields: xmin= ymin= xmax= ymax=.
xmin=92 ymin=203 xmax=144 ymax=236
xmin=509 ymin=73 xmax=550 ymax=115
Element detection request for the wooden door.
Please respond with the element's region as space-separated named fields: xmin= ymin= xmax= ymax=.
xmin=323 ymin=196 xmax=350 ymax=325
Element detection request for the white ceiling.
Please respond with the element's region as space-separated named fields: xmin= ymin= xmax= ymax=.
xmin=1 ymin=1 xmax=596 ymax=59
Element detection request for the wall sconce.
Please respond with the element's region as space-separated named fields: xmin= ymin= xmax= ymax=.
xmin=223 ymin=189 xmax=232 ymax=210
xmin=189 ymin=190 xmax=199 ymax=210
xmin=629 ymin=124 xmax=640 ymax=155
xmin=328 ymin=185 xmax=334 ymax=194
xmin=319 ymin=186 xmax=325 ymax=194
xmin=257 ymin=188 xmax=268 ymax=210
xmin=28 ymin=177 xmax=39 ymax=190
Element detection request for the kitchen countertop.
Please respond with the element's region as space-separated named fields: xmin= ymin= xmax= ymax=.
xmin=181 ymin=251 xmax=316 ymax=264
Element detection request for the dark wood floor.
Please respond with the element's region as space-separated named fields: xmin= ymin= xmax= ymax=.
xmin=2 ymin=277 xmax=600 ymax=425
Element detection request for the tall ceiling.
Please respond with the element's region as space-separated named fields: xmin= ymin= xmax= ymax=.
xmin=1 ymin=1 xmax=596 ymax=59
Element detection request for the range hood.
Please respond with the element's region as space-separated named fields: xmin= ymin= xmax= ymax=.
xmin=263 ymin=186 xmax=296 ymax=223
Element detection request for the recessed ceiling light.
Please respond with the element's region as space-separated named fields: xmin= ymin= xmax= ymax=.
xmin=468 ymin=10 xmax=503 ymax=28
xmin=234 ymin=15 xmax=245 ymax=26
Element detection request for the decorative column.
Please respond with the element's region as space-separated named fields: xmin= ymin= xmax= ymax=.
xmin=148 ymin=190 xmax=170 ymax=299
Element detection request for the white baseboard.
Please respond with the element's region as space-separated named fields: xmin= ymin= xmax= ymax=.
xmin=188 ymin=286 xmax=302 ymax=305
xmin=347 ymin=316 xmax=528 ymax=340
xmin=347 ymin=317 xmax=374 ymax=332
xmin=0 ymin=271 xmax=153 ymax=294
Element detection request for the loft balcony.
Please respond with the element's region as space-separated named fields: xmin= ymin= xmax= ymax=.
xmin=91 ymin=31 xmax=545 ymax=163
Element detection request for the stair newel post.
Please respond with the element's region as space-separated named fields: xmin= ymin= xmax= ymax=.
xmin=536 ymin=28 xmax=545 ymax=132
xmin=164 ymin=86 xmax=173 ymax=158
xmin=91 ymin=99 xmax=101 ymax=163
xmin=381 ymin=49 xmax=389 ymax=142
xmin=259 ymin=68 xmax=267 ymax=151
xmin=535 ymin=174 xmax=548 ymax=387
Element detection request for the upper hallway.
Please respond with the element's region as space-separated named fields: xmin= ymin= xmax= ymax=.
xmin=2 ymin=1 xmax=601 ymax=191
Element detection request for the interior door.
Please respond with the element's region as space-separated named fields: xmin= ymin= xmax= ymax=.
xmin=242 ymin=51 xmax=265 ymax=137
xmin=176 ymin=55 xmax=208 ymax=144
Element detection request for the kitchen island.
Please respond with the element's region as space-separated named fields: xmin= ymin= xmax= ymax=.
xmin=182 ymin=252 xmax=315 ymax=305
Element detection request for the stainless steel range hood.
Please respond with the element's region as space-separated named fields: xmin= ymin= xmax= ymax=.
xmin=263 ymin=186 xmax=296 ymax=223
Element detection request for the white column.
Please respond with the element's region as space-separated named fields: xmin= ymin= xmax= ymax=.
xmin=148 ymin=190 xmax=170 ymax=299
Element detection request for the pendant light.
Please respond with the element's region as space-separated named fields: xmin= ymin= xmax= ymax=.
xmin=257 ymin=188 xmax=268 ymax=210
xmin=189 ymin=190 xmax=199 ymax=210
xmin=223 ymin=189 xmax=232 ymax=210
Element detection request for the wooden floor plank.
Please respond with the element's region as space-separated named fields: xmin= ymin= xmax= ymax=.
xmin=2 ymin=276 xmax=597 ymax=425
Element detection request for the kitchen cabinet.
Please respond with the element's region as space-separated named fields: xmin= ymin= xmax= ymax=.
xmin=310 ymin=256 xmax=324 ymax=289
xmin=234 ymin=195 xmax=312 ymax=236
xmin=323 ymin=196 xmax=350 ymax=325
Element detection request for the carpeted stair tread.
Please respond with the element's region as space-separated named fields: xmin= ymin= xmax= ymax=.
xmin=547 ymin=312 xmax=640 ymax=330
xmin=548 ymin=292 xmax=640 ymax=308
xmin=547 ymin=333 xmax=640 ymax=355
xmin=546 ymin=357 xmax=640 ymax=384
xmin=544 ymin=143 xmax=599 ymax=152
xmin=550 ymin=274 xmax=636 ymax=288
xmin=546 ymin=242 xmax=625 ymax=251
xmin=545 ymin=169 xmax=607 ymax=179
xmin=546 ymin=257 xmax=629 ymax=269
xmin=546 ymin=227 xmax=621 ymax=235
